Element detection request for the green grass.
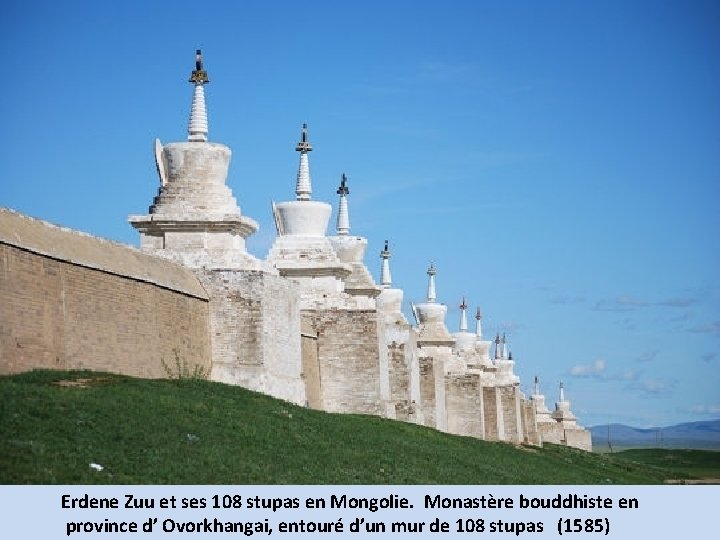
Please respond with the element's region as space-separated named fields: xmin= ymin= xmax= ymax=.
xmin=610 ymin=449 xmax=720 ymax=479
xmin=0 ymin=370 xmax=694 ymax=484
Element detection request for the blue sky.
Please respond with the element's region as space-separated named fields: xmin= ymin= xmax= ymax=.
xmin=2 ymin=0 xmax=718 ymax=428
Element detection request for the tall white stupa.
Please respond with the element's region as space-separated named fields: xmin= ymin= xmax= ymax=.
xmin=472 ymin=307 xmax=493 ymax=367
xmin=531 ymin=375 xmax=554 ymax=424
xmin=414 ymin=264 xmax=454 ymax=344
xmin=551 ymin=381 xmax=579 ymax=427
xmin=328 ymin=174 xmax=380 ymax=300
xmin=377 ymin=240 xmax=408 ymax=324
xmin=453 ymin=297 xmax=477 ymax=351
xmin=494 ymin=332 xmax=520 ymax=385
xmin=129 ymin=50 xmax=262 ymax=270
xmin=266 ymin=125 xmax=351 ymax=300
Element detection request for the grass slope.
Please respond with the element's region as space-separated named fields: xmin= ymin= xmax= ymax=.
xmin=0 ymin=370 xmax=688 ymax=484
xmin=611 ymin=449 xmax=720 ymax=479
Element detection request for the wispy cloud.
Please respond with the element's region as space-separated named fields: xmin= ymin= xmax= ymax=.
xmin=631 ymin=377 xmax=677 ymax=397
xmin=549 ymin=294 xmax=586 ymax=305
xmin=593 ymin=295 xmax=699 ymax=313
xmin=636 ymin=350 xmax=658 ymax=363
xmin=416 ymin=60 xmax=481 ymax=83
xmin=612 ymin=369 xmax=641 ymax=382
xmin=686 ymin=404 xmax=720 ymax=415
xmin=701 ymin=352 xmax=717 ymax=364
xmin=360 ymin=60 xmax=485 ymax=96
xmin=687 ymin=322 xmax=720 ymax=335
xmin=593 ymin=295 xmax=648 ymax=312
xmin=498 ymin=321 xmax=525 ymax=334
xmin=351 ymin=176 xmax=439 ymax=205
xmin=569 ymin=359 xmax=606 ymax=378
xmin=657 ymin=297 xmax=698 ymax=307
xmin=621 ymin=317 xmax=637 ymax=331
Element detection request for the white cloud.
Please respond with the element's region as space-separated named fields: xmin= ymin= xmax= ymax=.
xmin=570 ymin=359 xmax=606 ymax=378
xmin=687 ymin=404 xmax=720 ymax=415
xmin=634 ymin=377 xmax=677 ymax=396
xmin=613 ymin=369 xmax=640 ymax=381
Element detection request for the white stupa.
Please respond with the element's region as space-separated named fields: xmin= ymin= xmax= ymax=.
xmin=376 ymin=240 xmax=408 ymax=323
xmin=472 ymin=307 xmax=493 ymax=367
xmin=531 ymin=375 xmax=554 ymax=423
xmin=129 ymin=50 xmax=262 ymax=270
xmin=328 ymin=174 xmax=380 ymax=299
xmin=414 ymin=264 xmax=454 ymax=345
xmin=453 ymin=297 xmax=477 ymax=351
xmin=494 ymin=332 xmax=520 ymax=385
xmin=552 ymin=381 xmax=579 ymax=427
xmin=266 ymin=124 xmax=351 ymax=297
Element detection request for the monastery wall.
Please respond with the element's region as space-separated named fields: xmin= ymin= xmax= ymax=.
xmin=302 ymin=309 xmax=383 ymax=415
xmin=521 ymin=399 xmax=540 ymax=445
xmin=482 ymin=387 xmax=499 ymax=440
xmin=538 ymin=422 xmax=564 ymax=445
xmin=499 ymin=386 xmax=522 ymax=443
xmin=200 ymin=269 xmax=304 ymax=405
xmin=564 ymin=429 xmax=593 ymax=452
xmin=0 ymin=209 xmax=211 ymax=378
xmin=388 ymin=341 xmax=412 ymax=421
xmin=445 ymin=373 xmax=484 ymax=438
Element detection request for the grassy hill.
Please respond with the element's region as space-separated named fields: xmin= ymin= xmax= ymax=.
xmin=0 ymin=370 xmax=709 ymax=484
xmin=611 ymin=448 xmax=720 ymax=480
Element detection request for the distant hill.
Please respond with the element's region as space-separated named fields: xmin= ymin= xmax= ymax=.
xmin=590 ymin=420 xmax=720 ymax=450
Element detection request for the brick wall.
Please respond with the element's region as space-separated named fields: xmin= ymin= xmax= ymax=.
xmin=1 ymin=242 xmax=211 ymax=378
xmin=499 ymin=386 xmax=521 ymax=443
xmin=389 ymin=342 xmax=411 ymax=420
xmin=445 ymin=374 xmax=484 ymax=438
xmin=521 ymin=399 xmax=540 ymax=445
xmin=538 ymin=422 xmax=564 ymax=445
xmin=564 ymin=429 xmax=592 ymax=451
xmin=201 ymin=269 xmax=304 ymax=405
xmin=483 ymin=387 xmax=499 ymax=440
xmin=303 ymin=309 xmax=382 ymax=415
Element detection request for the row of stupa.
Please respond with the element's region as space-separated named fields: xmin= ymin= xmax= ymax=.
xmin=128 ymin=51 xmax=591 ymax=450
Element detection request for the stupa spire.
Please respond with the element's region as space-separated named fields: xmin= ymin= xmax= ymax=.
xmin=475 ymin=307 xmax=483 ymax=339
xmin=534 ymin=375 xmax=540 ymax=396
xmin=187 ymin=49 xmax=209 ymax=142
xmin=426 ymin=263 xmax=437 ymax=302
xmin=502 ymin=333 xmax=508 ymax=359
xmin=459 ymin=297 xmax=468 ymax=332
xmin=335 ymin=173 xmax=350 ymax=235
xmin=559 ymin=381 xmax=566 ymax=402
xmin=380 ymin=240 xmax=392 ymax=288
xmin=295 ymin=123 xmax=313 ymax=200
xmin=494 ymin=332 xmax=501 ymax=360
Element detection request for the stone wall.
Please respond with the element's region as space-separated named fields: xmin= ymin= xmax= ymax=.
xmin=302 ymin=309 xmax=382 ymax=415
xmin=0 ymin=209 xmax=211 ymax=378
xmin=418 ymin=354 xmax=437 ymax=428
xmin=564 ymin=428 xmax=593 ymax=452
xmin=520 ymin=399 xmax=540 ymax=445
xmin=301 ymin=318 xmax=321 ymax=409
xmin=483 ymin=387 xmax=499 ymax=440
xmin=538 ymin=422 xmax=564 ymax=445
xmin=445 ymin=374 xmax=484 ymax=438
xmin=202 ymin=269 xmax=304 ymax=405
xmin=499 ymin=386 xmax=521 ymax=443
xmin=388 ymin=341 xmax=412 ymax=420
